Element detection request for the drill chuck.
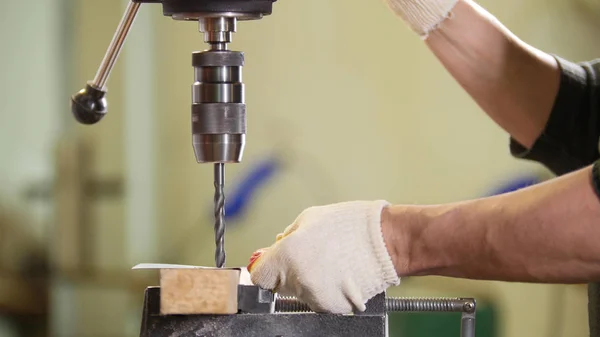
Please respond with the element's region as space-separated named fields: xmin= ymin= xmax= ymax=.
xmin=191 ymin=20 xmax=246 ymax=163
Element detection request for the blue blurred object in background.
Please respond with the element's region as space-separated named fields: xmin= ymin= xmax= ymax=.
xmin=486 ymin=175 xmax=543 ymax=196
xmin=222 ymin=163 xmax=545 ymax=225
xmin=224 ymin=156 xmax=282 ymax=222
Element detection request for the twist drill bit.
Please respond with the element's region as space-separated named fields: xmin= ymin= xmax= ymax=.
xmin=214 ymin=163 xmax=226 ymax=268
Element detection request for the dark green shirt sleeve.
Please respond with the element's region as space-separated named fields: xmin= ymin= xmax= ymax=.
xmin=509 ymin=57 xmax=600 ymax=176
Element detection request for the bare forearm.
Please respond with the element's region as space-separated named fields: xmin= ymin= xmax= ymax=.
xmin=383 ymin=166 xmax=600 ymax=283
xmin=424 ymin=0 xmax=560 ymax=148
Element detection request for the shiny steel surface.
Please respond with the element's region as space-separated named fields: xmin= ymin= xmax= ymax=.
xmin=191 ymin=15 xmax=249 ymax=272
xmin=210 ymin=43 xmax=227 ymax=51
xmin=214 ymin=163 xmax=226 ymax=268
xmin=192 ymin=48 xmax=245 ymax=164
xmin=192 ymin=134 xmax=245 ymax=163
xmin=171 ymin=12 xmax=262 ymax=21
xmin=195 ymin=67 xmax=241 ymax=82
xmin=92 ymin=2 xmax=140 ymax=89
xmin=192 ymin=83 xmax=244 ymax=103
xmin=200 ymin=17 xmax=237 ymax=33
xmin=200 ymin=17 xmax=237 ymax=44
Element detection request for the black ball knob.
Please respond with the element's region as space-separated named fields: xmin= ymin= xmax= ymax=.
xmin=71 ymin=84 xmax=107 ymax=125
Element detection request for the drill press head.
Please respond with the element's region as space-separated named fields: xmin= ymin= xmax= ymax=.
xmin=148 ymin=0 xmax=278 ymax=164
xmin=72 ymin=0 xmax=277 ymax=164
xmin=70 ymin=0 xmax=277 ymax=269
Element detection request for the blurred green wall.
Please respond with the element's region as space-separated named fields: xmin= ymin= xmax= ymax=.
xmin=0 ymin=1 xmax=65 ymax=337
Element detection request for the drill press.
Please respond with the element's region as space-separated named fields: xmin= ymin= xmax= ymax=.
xmin=70 ymin=1 xmax=478 ymax=336
xmin=71 ymin=0 xmax=273 ymax=268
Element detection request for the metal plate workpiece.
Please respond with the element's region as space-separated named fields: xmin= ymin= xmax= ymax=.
xmin=140 ymin=287 xmax=387 ymax=337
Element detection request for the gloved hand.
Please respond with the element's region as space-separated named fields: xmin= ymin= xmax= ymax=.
xmin=385 ymin=0 xmax=459 ymax=37
xmin=248 ymin=200 xmax=400 ymax=314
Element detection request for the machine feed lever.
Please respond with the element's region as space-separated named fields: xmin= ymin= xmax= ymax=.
xmin=71 ymin=1 xmax=141 ymax=125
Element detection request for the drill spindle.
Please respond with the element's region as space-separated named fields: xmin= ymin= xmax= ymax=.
xmin=214 ymin=163 xmax=226 ymax=268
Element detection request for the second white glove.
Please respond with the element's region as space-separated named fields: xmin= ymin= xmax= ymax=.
xmin=249 ymin=200 xmax=400 ymax=314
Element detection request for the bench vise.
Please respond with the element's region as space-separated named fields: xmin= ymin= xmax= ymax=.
xmin=139 ymin=285 xmax=477 ymax=337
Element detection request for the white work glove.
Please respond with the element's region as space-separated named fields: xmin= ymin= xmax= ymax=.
xmin=248 ymin=201 xmax=400 ymax=314
xmin=385 ymin=0 xmax=459 ymax=37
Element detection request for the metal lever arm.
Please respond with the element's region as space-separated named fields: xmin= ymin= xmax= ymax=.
xmin=71 ymin=2 xmax=141 ymax=125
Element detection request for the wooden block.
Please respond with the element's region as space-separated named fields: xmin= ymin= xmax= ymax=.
xmin=159 ymin=267 xmax=241 ymax=315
